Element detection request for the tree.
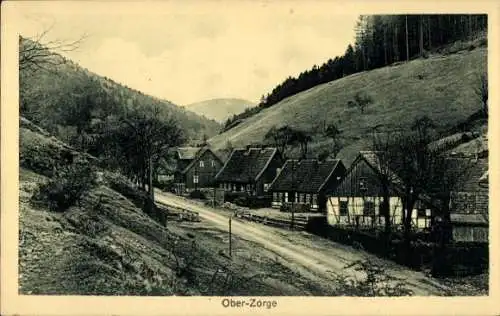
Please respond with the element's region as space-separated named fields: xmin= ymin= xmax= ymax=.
xmin=19 ymin=26 xmax=87 ymax=73
xmin=324 ymin=123 xmax=343 ymax=159
xmin=289 ymin=129 xmax=312 ymax=159
xmin=264 ymin=125 xmax=295 ymax=158
xmin=371 ymin=128 xmax=402 ymax=238
xmin=353 ymin=91 xmax=374 ymax=114
xmin=103 ymin=105 xmax=184 ymax=215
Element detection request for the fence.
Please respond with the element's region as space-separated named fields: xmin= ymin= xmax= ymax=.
xmin=233 ymin=210 xmax=309 ymax=230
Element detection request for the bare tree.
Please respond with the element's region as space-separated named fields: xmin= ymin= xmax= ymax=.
xmin=264 ymin=125 xmax=295 ymax=159
xmin=324 ymin=123 xmax=343 ymax=159
xmin=19 ymin=25 xmax=87 ymax=72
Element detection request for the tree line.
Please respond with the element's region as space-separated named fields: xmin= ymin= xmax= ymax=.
xmin=223 ymin=14 xmax=487 ymax=131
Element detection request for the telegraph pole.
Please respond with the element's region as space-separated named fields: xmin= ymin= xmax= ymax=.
xmin=228 ymin=215 xmax=232 ymax=258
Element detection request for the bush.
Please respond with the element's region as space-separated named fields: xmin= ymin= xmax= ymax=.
xmin=32 ymin=160 xmax=97 ymax=212
xmin=189 ymin=190 xmax=207 ymax=200
xmin=154 ymin=179 xmax=175 ymax=192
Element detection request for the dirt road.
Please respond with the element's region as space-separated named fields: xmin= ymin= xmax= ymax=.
xmin=155 ymin=191 xmax=450 ymax=296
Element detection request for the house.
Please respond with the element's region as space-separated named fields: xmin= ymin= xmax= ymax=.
xmin=326 ymin=151 xmax=433 ymax=230
xmin=446 ymin=157 xmax=488 ymax=242
xmin=215 ymin=147 xmax=283 ymax=198
xmin=268 ymin=159 xmax=346 ymax=212
xmin=173 ymin=146 xmax=224 ymax=193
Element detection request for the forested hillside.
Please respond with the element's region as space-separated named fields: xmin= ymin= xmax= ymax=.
xmin=223 ymin=14 xmax=487 ymax=130
xmin=19 ymin=37 xmax=220 ymax=148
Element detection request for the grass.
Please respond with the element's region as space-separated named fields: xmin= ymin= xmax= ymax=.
xmin=208 ymin=47 xmax=487 ymax=165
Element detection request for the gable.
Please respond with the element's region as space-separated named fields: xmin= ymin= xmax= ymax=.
xmin=333 ymin=158 xmax=395 ymax=197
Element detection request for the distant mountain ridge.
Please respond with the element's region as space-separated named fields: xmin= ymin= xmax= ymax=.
xmin=184 ymin=98 xmax=255 ymax=123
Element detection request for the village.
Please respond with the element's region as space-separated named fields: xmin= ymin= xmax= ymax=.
xmin=162 ymin=128 xmax=488 ymax=278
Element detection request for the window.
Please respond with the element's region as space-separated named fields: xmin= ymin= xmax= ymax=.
xmin=312 ymin=194 xmax=318 ymax=206
xmin=246 ymin=184 xmax=251 ymax=192
xmin=284 ymin=192 xmax=289 ymax=202
xmin=339 ymin=200 xmax=349 ymax=216
xmin=300 ymin=193 xmax=306 ymax=203
xmin=199 ymin=160 xmax=204 ymax=168
xmin=273 ymin=192 xmax=278 ymax=201
xmin=363 ymin=200 xmax=375 ymax=216
xmin=264 ymin=183 xmax=270 ymax=192
xmin=193 ymin=175 xmax=199 ymax=184
xmin=211 ymin=160 xmax=215 ymax=167
xmin=305 ymin=194 xmax=311 ymax=203
xmin=359 ymin=177 xmax=368 ymax=194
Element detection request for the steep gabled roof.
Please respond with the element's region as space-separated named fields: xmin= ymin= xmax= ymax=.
xmin=215 ymin=147 xmax=279 ymax=183
xmin=180 ymin=147 xmax=223 ymax=174
xmin=176 ymin=147 xmax=201 ymax=160
xmin=268 ymin=159 xmax=344 ymax=193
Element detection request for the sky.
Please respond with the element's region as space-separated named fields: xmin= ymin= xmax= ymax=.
xmin=14 ymin=1 xmax=359 ymax=105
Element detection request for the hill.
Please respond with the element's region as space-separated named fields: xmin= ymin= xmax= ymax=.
xmin=208 ymin=47 xmax=487 ymax=165
xmin=184 ymin=98 xmax=255 ymax=123
xmin=19 ymin=37 xmax=221 ymax=146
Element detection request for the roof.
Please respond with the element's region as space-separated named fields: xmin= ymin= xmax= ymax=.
xmin=180 ymin=147 xmax=223 ymax=174
xmin=358 ymin=151 xmax=404 ymax=187
xmin=215 ymin=147 xmax=279 ymax=183
xmin=176 ymin=147 xmax=201 ymax=160
xmin=445 ymin=157 xmax=488 ymax=192
xmin=268 ymin=159 xmax=343 ymax=193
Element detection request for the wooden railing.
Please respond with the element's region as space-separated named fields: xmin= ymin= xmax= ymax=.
xmin=233 ymin=210 xmax=309 ymax=230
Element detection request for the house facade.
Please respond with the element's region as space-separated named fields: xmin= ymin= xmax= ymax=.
xmin=447 ymin=157 xmax=488 ymax=242
xmin=174 ymin=146 xmax=223 ymax=192
xmin=215 ymin=147 xmax=283 ymax=198
xmin=326 ymin=151 xmax=432 ymax=230
xmin=268 ymin=159 xmax=346 ymax=212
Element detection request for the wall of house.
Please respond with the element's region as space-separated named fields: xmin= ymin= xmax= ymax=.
xmin=328 ymin=158 xmax=433 ymax=230
xmin=185 ymin=151 xmax=223 ymax=189
xmin=452 ymin=226 xmax=488 ymax=242
xmin=326 ymin=195 xmax=432 ymax=230
xmin=272 ymin=191 xmax=320 ymax=210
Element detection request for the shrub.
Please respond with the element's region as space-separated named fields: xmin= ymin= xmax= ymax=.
xmin=189 ymin=190 xmax=207 ymax=200
xmin=233 ymin=196 xmax=248 ymax=207
xmin=32 ymin=160 xmax=97 ymax=212
xmin=332 ymin=259 xmax=413 ymax=296
xmin=154 ymin=179 xmax=175 ymax=192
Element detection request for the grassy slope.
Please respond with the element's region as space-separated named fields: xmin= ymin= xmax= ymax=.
xmin=208 ymin=47 xmax=487 ymax=165
xmin=184 ymin=98 xmax=255 ymax=123
xmin=18 ymin=121 xmax=332 ymax=295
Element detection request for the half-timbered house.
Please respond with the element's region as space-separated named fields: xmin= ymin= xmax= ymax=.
xmin=326 ymin=151 xmax=433 ymax=230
